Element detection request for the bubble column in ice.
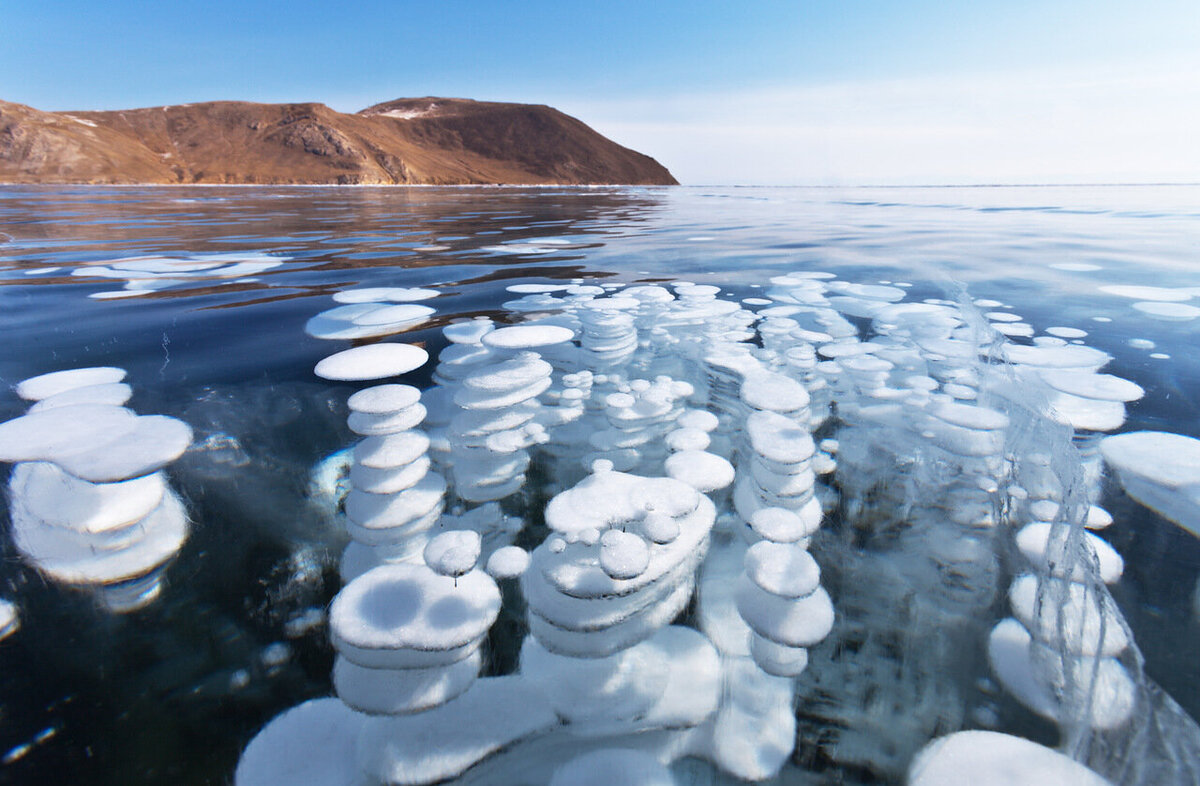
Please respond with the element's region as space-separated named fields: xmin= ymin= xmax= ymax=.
xmin=0 ymin=367 xmax=193 ymax=612
xmin=736 ymin=537 xmax=834 ymax=677
xmin=312 ymin=342 xmax=440 ymax=580
xmin=426 ymin=318 xmax=496 ymax=473
xmin=339 ymin=383 xmax=444 ymax=579
xmin=444 ymin=325 xmax=574 ymax=504
xmin=988 ymin=516 xmax=1135 ymax=731
xmin=519 ymin=461 xmax=720 ymax=732
xmin=733 ymin=410 xmax=823 ymax=541
xmin=586 ymin=376 xmax=694 ymax=475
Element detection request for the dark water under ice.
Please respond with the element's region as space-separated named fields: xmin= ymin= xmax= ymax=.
xmin=1 ymin=184 xmax=1200 ymax=784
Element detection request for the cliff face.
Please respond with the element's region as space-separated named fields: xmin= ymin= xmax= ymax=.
xmin=0 ymin=97 xmax=677 ymax=185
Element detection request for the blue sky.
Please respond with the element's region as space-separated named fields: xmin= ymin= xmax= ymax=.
xmin=4 ymin=1 xmax=1199 ymax=184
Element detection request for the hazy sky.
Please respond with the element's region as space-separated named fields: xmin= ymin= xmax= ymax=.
xmin=5 ymin=1 xmax=1199 ymax=185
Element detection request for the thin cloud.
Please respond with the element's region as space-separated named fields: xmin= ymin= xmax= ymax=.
xmin=562 ymin=59 xmax=1200 ymax=185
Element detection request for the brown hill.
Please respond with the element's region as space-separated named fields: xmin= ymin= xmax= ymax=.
xmin=0 ymin=97 xmax=677 ymax=185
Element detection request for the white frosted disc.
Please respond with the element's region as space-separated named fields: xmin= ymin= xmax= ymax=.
xmin=354 ymin=431 xmax=431 ymax=469
xmin=481 ymin=324 xmax=574 ymax=349
xmin=332 ymin=287 xmax=439 ymax=304
xmin=28 ymin=382 xmax=133 ymax=412
xmin=235 ymin=698 xmax=365 ymax=786
xmin=329 ymin=563 xmax=500 ymax=666
xmin=0 ymin=404 xmax=139 ymax=464
xmin=314 ymin=344 xmax=428 ymax=381
xmin=332 ymin=649 xmax=480 ymax=715
xmin=745 ymin=541 xmax=820 ymax=599
xmin=55 ymin=415 xmax=193 ymax=483
xmin=485 ymin=546 xmax=530 ymax=579
xmin=10 ymin=461 xmax=166 ymax=533
xmin=16 ymin=367 xmax=127 ymax=401
xmin=347 ymin=384 xmax=421 ymax=414
xmin=12 ymin=489 xmax=188 ymax=584
xmin=423 ymin=530 xmax=482 ymax=577
xmin=908 ymin=730 xmax=1112 ymax=786
xmin=665 ymin=450 xmax=735 ymax=492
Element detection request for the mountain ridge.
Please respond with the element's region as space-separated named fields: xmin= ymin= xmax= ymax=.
xmin=0 ymin=97 xmax=677 ymax=185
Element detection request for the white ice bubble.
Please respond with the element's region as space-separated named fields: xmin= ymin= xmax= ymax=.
xmin=0 ymin=599 xmax=18 ymax=641
xmin=1131 ymin=301 xmax=1200 ymax=321
xmin=332 ymin=287 xmax=439 ymax=303
xmin=599 ymin=529 xmax=651 ymax=580
xmin=481 ymin=324 xmax=575 ymax=350
xmin=15 ymin=367 xmax=127 ymax=402
xmin=1100 ymin=284 xmax=1193 ymax=302
xmin=744 ymin=541 xmax=820 ymax=599
xmin=485 ymin=546 xmax=530 ymax=580
xmin=314 ymin=343 xmax=429 ymax=381
xmin=908 ymin=730 xmax=1112 ymax=786
xmin=423 ymin=530 xmax=482 ymax=578
xmin=347 ymin=384 xmax=422 ymax=415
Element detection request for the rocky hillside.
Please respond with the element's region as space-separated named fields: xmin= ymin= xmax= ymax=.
xmin=0 ymin=97 xmax=677 ymax=185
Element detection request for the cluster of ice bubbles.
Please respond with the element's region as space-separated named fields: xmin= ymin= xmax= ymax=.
xmin=233 ymin=272 xmax=1200 ymax=785
xmin=5 ymin=269 xmax=1200 ymax=783
xmin=0 ymin=367 xmax=193 ymax=613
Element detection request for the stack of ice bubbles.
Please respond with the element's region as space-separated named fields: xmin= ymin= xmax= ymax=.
xmin=239 ymin=273 xmax=1200 ymax=785
xmin=312 ymin=342 xmax=440 ymax=580
xmin=0 ymin=367 xmax=192 ymax=611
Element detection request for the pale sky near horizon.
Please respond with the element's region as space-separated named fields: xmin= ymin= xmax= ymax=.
xmin=4 ymin=1 xmax=1199 ymax=185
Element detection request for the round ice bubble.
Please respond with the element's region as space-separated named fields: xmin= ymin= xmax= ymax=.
xmin=314 ymin=343 xmax=429 ymax=381
xmin=16 ymin=366 xmax=127 ymax=401
xmin=424 ymin=530 xmax=482 ymax=578
xmin=599 ymin=529 xmax=651 ymax=580
xmin=485 ymin=546 xmax=530 ymax=580
xmin=908 ymin=730 xmax=1112 ymax=786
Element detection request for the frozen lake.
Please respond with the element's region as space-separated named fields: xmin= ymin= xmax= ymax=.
xmin=1 ymin=184 xmax=1199 ymax=784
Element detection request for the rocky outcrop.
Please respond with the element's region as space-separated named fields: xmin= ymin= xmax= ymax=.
xmin=0 ymin=97 xmax=676 ymax=185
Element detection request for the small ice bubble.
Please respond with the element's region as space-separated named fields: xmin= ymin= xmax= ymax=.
xmin=229 ymin=669 xmax=251 ymax=690
xmin=1150 ymin=352 xmax=1170 ymax=359
xmin=283 ymin=607 xmax=325 ymax=638
xmin=0 ymin=598 xmax=19 ymax=641
xmin=1128 ymin=338 xmax=1155 ymax=350
xmin=599 ymin=529 xmax=650 ymax=580
xmin=485 ymin=546 xmax=530 ymax=580
xmin=548 ymin=537 xmax=567 ymax=554
xmin=423 ymin=530 xmax=482 ymax=578
xmin=643 ymin=512 xmax=680 ymax=544
xmin=261 ymin=642 xmax=292 ymax=668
